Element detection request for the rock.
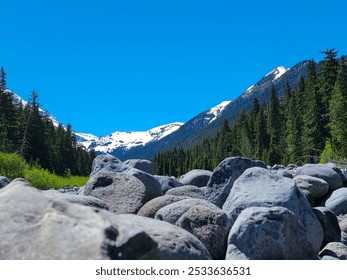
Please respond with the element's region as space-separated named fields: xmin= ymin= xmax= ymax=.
xmin=137 ymin=195 xmax=188 ymax=218
xmin=341 ymin=232 xmax=347 ymax=246
xmin=295 ymin=163 xmax=343 ymax=192
xmin=10 ymin=178 xmax=31 ymax=187
xmin=294 ymin=175 xmax=329 ymax=200
xmin=339 ymin=216 xmax=347 ymax=233
xmin=319 ymin=242 xmax=347 ymax=260
xmin=166 ymin=185 xmax=206 ymax=199
xmin=90 ymin=154 xmax=128 ymax=176
xmin=205 ymin=157 xmax=267 ymax=207
xmin=223 ymin=167 xmax=323 ymax=253
xmin=117 ymin=214 xmax=212 ymax=259
xmin=179 ymin=169 xmax=213 ymax=188
xmin=124 ymin=159 xmax=155 ymax=175
xmin=176 ymin=205 xmax=232 ymax=260
xmin=0 ymin=181 xmax=159 ymax=259
xmin=124 ymin=168 xmax=163 ymax=198
xmin=155 ymin=198 xmax=222 ymax=225
xmin=324 ymin=188 xmax=347 ymax=215
xmin=271 ymin=164 xmax=285 ymax=170
xmin=0 ymin=176 xmax=10 ymax=188
xmin=84 ymin=171 xmax=161 ymax=214
xmin=43 ymin=190 xmax=110 ymax=210
xmin=226 ymin=207 xmax=319 ymax=260
xmin=276 ymin=169 xmax=294 ymax=179
xmin=154 ymin=175 xmax=183 ymax=194
xmin=312 ymin=207 xmax=341 ymax=248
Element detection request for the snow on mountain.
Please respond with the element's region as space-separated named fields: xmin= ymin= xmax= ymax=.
xmin=204 ymin=100 xmax=232 ymax=124
xmin=78 ymin=122 xmax=184 ymax=153
xmin=265 ymin=66 xmax=289 ymax=81
xmin=7 ymin=89 xmax=61 ymax=128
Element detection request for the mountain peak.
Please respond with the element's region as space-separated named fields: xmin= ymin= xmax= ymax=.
xmin=205 ymin=100 xmax=232 ymax=124
xmin=265 ymin=66 xmax=289 ymax=81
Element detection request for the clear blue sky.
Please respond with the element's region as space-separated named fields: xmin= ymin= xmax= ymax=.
xmin=1 ymin=0 xmax=347 ymax=136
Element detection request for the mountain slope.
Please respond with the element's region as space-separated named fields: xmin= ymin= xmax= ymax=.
xmin=124 ymin=60 xmax=310 ymax=159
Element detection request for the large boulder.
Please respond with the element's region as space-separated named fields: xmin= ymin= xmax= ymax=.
xmin=137 ymin=195 xmax=188 ymax=218
xmin=166 ymin=185 xmax=206 ymax=200
xmin=323 ymin=188 xmax=347 ymax=215
xmin=124 ymin=159 xmax=155 ymax=175
xmin=176 ymin=205 xmax=232 ymax=260
xmin=43 ymin=190 xmax=110 ymax=210
xmin=180 ymin=169 xmax=213 ymax=188
xmin=312 ymin=207 xmax=341 ymax=248
xmin=84 ymin=171 xmax=161 ymax=214
xmin=295 ymin=164 xmax=343 ymax=192
xmin=0 ymin=181 xmax=159 ymax=259
xmin=0 ymin=176 xmax=10 ymax=189
xmin=294 ymin=175 xmax=329 ymax=200
xmin=223 ymin=167 xmax=323 ymax=252
xmin=154 ymin=175 xmax=183 ymax=194
xmin=319 ymin=242 xmax=347 ymax=260
xmin=155 ymin=198 xmax=222 ymax=224
xmin=205 ymin=157 xmax=267 ymax=207
xmin=117 ymin=214 xmax=211 ymax=260
xmin=226 ymin=207 xmax=319 ymax=260
xmin=90 ymin=154 xmax=128 ymax=176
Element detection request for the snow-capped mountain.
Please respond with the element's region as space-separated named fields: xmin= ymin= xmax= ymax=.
xmin=205 ymin=101 xmax=232 ymax=124
xmin=76 ymin=122 xmax=183 ymax=156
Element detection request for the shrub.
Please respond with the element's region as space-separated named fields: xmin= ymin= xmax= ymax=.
xmin=0 ymin=152 xmax=26 ymax=180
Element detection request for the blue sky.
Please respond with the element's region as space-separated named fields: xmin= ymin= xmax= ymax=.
xmin=1 ymin=0 xmax=347 ymax=136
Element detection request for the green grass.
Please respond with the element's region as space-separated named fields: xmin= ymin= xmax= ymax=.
xmin=0 ymin=152 xmax=89 ymax=189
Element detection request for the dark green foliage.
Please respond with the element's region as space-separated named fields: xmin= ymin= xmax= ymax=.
xmin=0 ymin=68 xmax=93 ymax=177
xmin=329 ymin=56 xmax=347 ymax=157
xmin=154 ymin=51 xmax=347 ymax=177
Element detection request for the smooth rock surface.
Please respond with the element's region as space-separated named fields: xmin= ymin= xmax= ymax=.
xmin=117 ymin=214 xmax=212 ymax=260
xmin=166 ymin=185 xmax=206 ymax=199
xmin=154 ymin=175 xmax=183 ymax=194
xmin=296 ymin=164 xmax=343 ymax=192
xmin=90 ymin=154 xmax=128 ymax=176
xmin=319 ymin=242 xmax=347 ymax=260
xmin=294 ymin=175 xmax=329 ymax=200
xmin=180 ymin=169 xmax=213 ymax=188
xmin=124 ymin=159 xmax=155 ymax=175
xmin=223 ymin=167 xmax=323 ymax=252
xmin=205 ymin=157 xmax=267 ymax=207
xmin=324 ymin=188 xmax=347 ymax=215
xmin=226 ymin=207 xmax=318 ymax=260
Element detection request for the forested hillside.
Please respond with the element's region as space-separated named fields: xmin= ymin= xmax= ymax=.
xmin=154 ymin=50 xmax=347 ymax=176
xmin=0 ymin=68 xmax=95 ymax=177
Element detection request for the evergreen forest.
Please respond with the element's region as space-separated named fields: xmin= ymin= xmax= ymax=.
xmin=154 ymin=50 xmax=347 ymax=177
xmin=0 ymin=68 xmax=95 ymax=177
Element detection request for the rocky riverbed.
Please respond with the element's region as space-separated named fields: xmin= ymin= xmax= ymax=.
xmin=1 ymin=155 xmax=347 ymax=260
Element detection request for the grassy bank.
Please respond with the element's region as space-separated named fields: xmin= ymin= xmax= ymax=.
xmin=0 ymin=152 xmax=89 ymax=189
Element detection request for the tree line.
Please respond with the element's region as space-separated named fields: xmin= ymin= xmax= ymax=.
xmin=154 ymin=50 xmax=347 ymax=177
xmin=0 ymin=68 xmax=95 ymax=177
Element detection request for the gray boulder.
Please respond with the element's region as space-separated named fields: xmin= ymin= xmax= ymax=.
xmin=155 ymin=198 xmax=222 ymax=225
xmin=43 ymin=190 xmax=110 ymax=210
xmin=341 ymin=232 xmax=347 ymax=246
xmin=339 ymin=215 xmax=347 ymax=233
xmin=324 ymin=188 xmax=347 ymax=215
xmin=0 ymin=176 xmax=10 ymax=189
xmin=223 ymin=167 xmax=323 ymax=252
xmin=0 ymin=181 xmax=159 ymax=259
xmin=154 ymin=175 xmax=183 ymax=194
xmin=90 ymin=154 xmax=128 ymax=176
xmin=137 ymin=195 xmax=187 ymax=218
xmin=124 ymin=159 xmax=155 ymax=175
xmin=276 ymin=169 xmax=294 ymax=179
xmin=205 ymin=157 xmax=267 ymax=207
xmin=294 ymin=175 xmax=329 ymax=200
xmin=176 ymin=205 xmax=232 ymax=260
xmin=319 ymin=242 xmax=347 ymax=260
xmin=117 ymin=214 xmax=212 ymax=260
xmin=312 ymin=207 xmax=341 ymax=248
xmin=296 ymin=164 xmax=343 ymax=192
xmin=180 ymin=169 xmax=213 ymax=188
xmin=84 ymin=171 xmax=161 ymax=214
xmin=166 ymin=185 xmax=206 ymax=199
xmin=226 ymin=207 xmax=319 ymax=260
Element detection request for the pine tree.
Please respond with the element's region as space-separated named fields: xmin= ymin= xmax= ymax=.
xmin=329 ymin=56 xmax=347 ymax=157
xmin=302 ymin=60 xmax=324 ymax=162
xmin=254 ymin=102 xmax=268 ymax=161
xmin=267 ymin=85 xmax=282 ymax=165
